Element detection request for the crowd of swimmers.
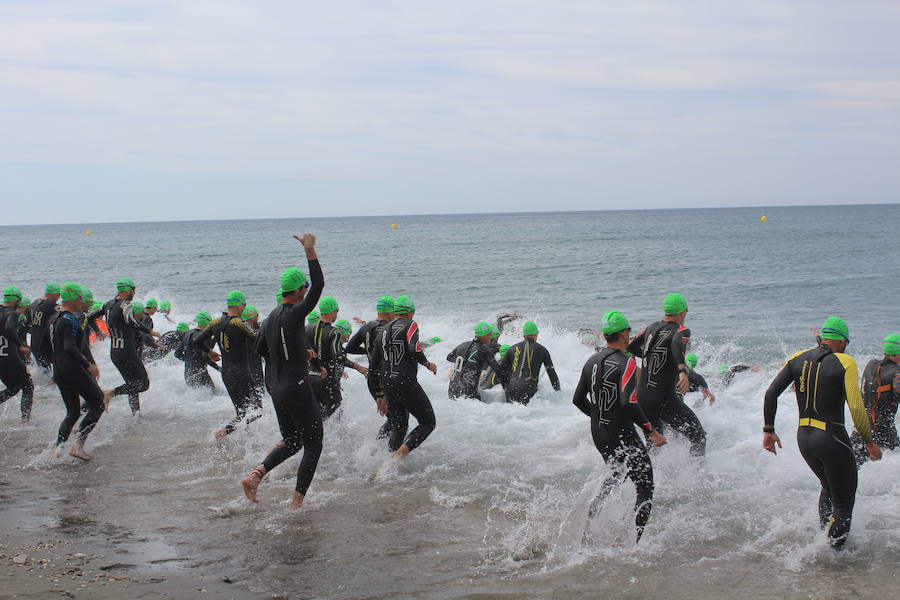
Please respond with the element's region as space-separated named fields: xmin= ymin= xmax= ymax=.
xmin=1 ymin=233 xmax=898 ymax=547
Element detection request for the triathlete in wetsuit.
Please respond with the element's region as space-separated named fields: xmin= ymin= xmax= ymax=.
xmin=850 ymin=333 xmax=900 ymax=464
xmin=52 ymin=283 xmax=104 ymax=461
xmin=0 ymin=287 xmax=34 ymax=423
xmin=447 ymin=321 xmax=503 ymax=400
xmin=101 ymin=277 xmax=158 ymax=414
xmin=131 ymin=302 xmax=158 ymax=362
xmin=241 ymin=306 xmax=265 ymax=392
xmin=573 ymin=311 xmax=667 ymax=542
xmin=719 ymin=364 xmax=761 ymax=386
xmin=627 ymin=293 xmax=707 ymax=456
xmin=194 ymin=291 xmax=261 ymax=439
xmin=480 ymin=344 xmax=510 ymax=392
xmin=147 ymin=324 xmax=187 ymax=362
xmin=182 ymin=312 xmax=218 ymax=391
xmin=683 ymin=354 xmax=716 ymax=406
xmin=369 ymin=295 xmax=438 ymax=455
xmin=241 ymin=234 xmax=324 ymax=510
xmin=345 ymin=295 xmax=396 ymax=436
xmin=159 ymin=300 xmax=176 ymax=324
xmin=309 ymin=299 xmax=367 ymax=418
xmin=495 ymin=321 xmax=560 ymax=404
xmin=29 ymin=282 xmax=61 ymax=371
xmin=762 ymin=317 xmax=881 ymax=549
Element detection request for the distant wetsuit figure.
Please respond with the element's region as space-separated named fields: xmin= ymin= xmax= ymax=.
xmin=0 ymin=288 xmax=34 ymax=421
xmin=496 ymin=321 xmax=560 ymax=404
xmin=182 ymin=313 xmax=217 ymax=391
xmin=102 ymin=278 xmax=152 ymax=415
xmin=29 ymin=283 xmax=61 ymax=370
xmin=850 ymin=335 xmax=900 ymax=463
xmin=447 ymin=322 xmax=503 ymax=400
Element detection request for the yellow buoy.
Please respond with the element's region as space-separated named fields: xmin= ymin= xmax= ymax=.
xmin=390 ymin=223 xmax=397 ymax=229
xmin=760 ymin=216 xmax=767 ymax=222
xmin=85 ymin=230 xmax=92 ymax=235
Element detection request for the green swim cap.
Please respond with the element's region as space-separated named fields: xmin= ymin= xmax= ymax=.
xmin=601 ymin=310 xmax=630 ymax=335
xmin=428 ymin=336 xmax=443 ymax=344
xmin=20 ymin=297 xmax=31 ymax=307
xmin=176 ymin=322 xmax=189 ymax=333
xmin=3 ymin=285 xmax=22 ymax=302
xmin=719 ymin=365 xmax=730 ymax=376
xmin=474 ymin=321 xmax=493 ymax=337
xmin=90 ymin=301 xmax=103 ymax=311
xmin=60 ymin=282 xmax=82 ymax=302
xmin=499 ymin=344 xmax=511 ymax=357
xmin=116 ymin=276 xmax=136 ymax=292
xmin=394 ymin=295 xmax=416 ymax=315
xmin=131 ymin=301 xmax=145 ymax=314
xmin=522 ymin=321 xmax=539 ymax=336
xmin=45 ymin=282 xmax=61 ymax=295
xmin=280 ymin=268 xmax=308 ymax=293
xmin=883 ymin=333 xmax=900 ymax=355
xmin=685 ymin=353 xmax=698 ymax=369
xmin=663 ymin=293 xmax=688 ymax=315
xmin=196 ymin=311 xmax=212 ymax=327
xmin=242 ymin=305 xmax=258 ymax=321
xmin=307 ymin=311 xmax=320 ymax=324
xmin=334 ymin=319 xmax=352 ymax=336
xmin=275 ymin=291 xmax=283 ymax=305
xmin=226 ymin=290 xmax=246 ymax=307
xmin=820 ymin=316 xmax=850 ymax=342
xmin=319 ymin=296 xmax=339 ymax=314
xmin=160 ymin=301 xmax=171 ymax=311
xmin=491 ymin=325 xmax=501 ymax=339
xmin=376 ymin=295 xmax=395 ymax=314
xmin=80 ymin=287 xmax=93 ymax=304
xmin=146 ymin=298 xmax=158 ymax=309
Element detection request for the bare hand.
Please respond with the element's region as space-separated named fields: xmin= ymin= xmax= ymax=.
xmin=356 ymin=365 xmax=369 ymax=377
xmin=763 ymin=432 xmax=782 ymax=454
xmin=320 ymin=367 xmax=328 ymax=378
xmin=867 ymin=442 xmax=882 ymax=461
xmin=342 ymin=371 xmax=349 ymax=379
xmin=426 ymin=362 xmax=437 ymax=375
xmin=293 ymin=233 xmax=316 ymax=249
xmin=352 ymin=317 xmax=366 ymax=325
xmin=676 ymin=372 xmax=689 ymax=394
xmin=376 ymin=396 xmax=387 ymax=416
xmin=19 ymin=346 xmax=31 ymax=358
xmin=88 ymin=364 xmax=100 ymax=380
xmin=648 ymin=430 xmax=667 ymax=447
xmin=151 ymin=330 xmax=161 ymax=338
xmin=705 ymin=390 xmax=716 ymax=406
xmin=209 ymin=350 xmax=221 ymax=362
xmin=307 ymin=349 xmax=317 ymax=360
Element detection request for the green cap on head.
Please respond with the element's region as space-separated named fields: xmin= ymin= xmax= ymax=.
xmin=522 ymin=321 xmax=539 ymax=336
xmin=319 ymin=296 xmax=339 ymax=314
xmin=176 ymin=322 xmax=189 ymax=333
xmin=90 ymin=301 xmax=103 ymax=311
xmin=60 ymin=282 xmax=83 ymax=302
xmin=116 ymin=277 xmax=136 ymax=292
xmin=242 ymin=305 xmax=258 ymax=321
xmin=226 ymin=290 xmax=246 ymax=307
xmin=883 ymin=333 xmax=900 ymax=355
xmin=280 ymin=268 xmax=308 ymax=293
xmin=474 ymin=321 xmax=493 ymax=337
xmin=394 ymin=295 xmax=416 ymax=315
xmin=490 ymin=325 xmax=501 ymax=339
xmin=376 ymin=295 xmax=395 ymax=314
xmin=3 ymin=285 xmax=22 ymax=302
xmin=307 ymin=311 xmax=320 ymax=324
xmin=334 ymin=319 xmax=352 ymax=336
xmin=146 ymin=298 xmax=158 ymax=308
xmin=80 ymin=287 xmax=93 ymax=304
xmin=20 ymin=296 xmax=31 ymax=307
xmin=160 ymin=300 xmax=171 ymax=311
xmin=685 ymin=353 xmax=698 ymax=369
xmin=663 ymin=293 xmax=688 ymax=315
xmin=499 ymin=344 xmax=511 ymax=357
xmin=428 ymin=336 xmax=443 ymax=344
xmin=196 ymin=311 xmax=212 ymax=327
xmin=820 ymin=316 xmax=850 ymax=342
xmin=719 ymin=365 xmax=730 ymax=376
xmin=601 ymin=310 xmax=630 ymax=335
xmin=45 ymin=282 xmax=61 ymax=295
xmin=131 ymin=301 xmax=145 ymax=314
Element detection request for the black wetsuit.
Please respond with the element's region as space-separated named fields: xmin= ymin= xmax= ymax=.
xmin=195 ymin=315 xmax=261 ymax=433
xmin=0 ymin=307 xmax=34 ymax=421
xmin=28 ymin=298 xmax=57 ymax=370
xmin=308 ymin=320 xmax=353 ymax=418
xmin=722 ymin=364 xmax=753 ymax=386
xmin=447 ymin=339 xmax=502 ymax=400
xmin=573 ymin=347 xmax=655 ymax=541
xmin=496 ymin=339 xmax=560 ymax=404
xmin=346 ymin=318 xmax=394 ymax=436
xmin=247 ymin=323 xmax=264 ymax=392
xmin=686 ymin=368 xmax=708 ymax=393
xmin=851 ymin=358 xmax=900 ymax=464
xmin=12 ymin=311 xmax=35 ymax=420
xmin=253 ymin=259 xmax=324 ymax=496
xmin=764 ymin=344 xmax=873 ymax=549
xmin=370 ymin=318 xmax=436 ymax=452
xmin=146 ymin=330 xmax=184 ymax=362
xmin=51 ymin=310 xmax=103 ymax=445
xmin=103 ymin=298 xmax=152 ymax=414
xmin=182 ymin=328 xmax=216 ymax=391
xmin=479 ymin=364 xmax=505 ymax=392
xmin=628 ymin=321 xmax=706 ymax=456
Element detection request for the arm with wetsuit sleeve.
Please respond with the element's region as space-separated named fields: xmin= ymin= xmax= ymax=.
xmin=285 ymin=257 xmax=324 ymax=330
xmin=687 ymin=369 xmax=708 ymax=390
xmin=344 ymin=323 xmax=369 ymax=356
xmin=672 ymin=327 xmax=690 ymax=367
xmin=191 ymin=321 xmax=218 ymax=351
xmin=496 ymin=314 xmax=517 ymax=333
xmin=763 ymin=358 xmax=797 ymax=428
xmin=572 ymin=362 xmax=592 ymax=417
xmin=620 ymin=356 xmax=653 ymax=432
xmin=62 ymin=314 xmax=91 ymax=369
xmin=835 ymin=354 xmax=873 ymax=443
xmin=626 ymin=330 xmax=646 ymax=358
xmin=541 ymin=346 xmax=561 ymax=391
xmin=407 ymin=321 xmax=429 ymax=366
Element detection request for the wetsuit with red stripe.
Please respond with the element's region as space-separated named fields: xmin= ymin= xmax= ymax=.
xmin=851 ymin=357 xmax=900 ymax=463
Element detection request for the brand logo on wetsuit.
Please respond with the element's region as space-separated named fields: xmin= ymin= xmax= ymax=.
xmin=589 ymin=359 xmax=619 ymax=423
xmin=384 ymin=326 xmax=406 ymax=371
xmin=645 ymin=329 xmax=672 ymax=388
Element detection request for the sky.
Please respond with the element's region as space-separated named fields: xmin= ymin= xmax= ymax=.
xmin=2 ymin=1 xmax=899 ymax=225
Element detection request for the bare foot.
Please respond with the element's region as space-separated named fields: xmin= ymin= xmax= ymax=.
xmin=392 ymin=445 xmax=411 ymax=458
xmin=214 ymin=428 xmax=228 ymax=442
xmin=102 ymin=390 xmax=114 ymax=411
xmin=241 ymin=467 xmax=265 ymax=503
xmin=69 ymin=444 xmax=93 ymax=461
xmin=290 ymin=491 xmax=305 ymax=510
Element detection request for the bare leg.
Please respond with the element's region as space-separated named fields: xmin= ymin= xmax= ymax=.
xmin=290 ymin=491 xmax=305 ymax=510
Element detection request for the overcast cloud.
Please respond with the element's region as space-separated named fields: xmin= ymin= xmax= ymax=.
xmin=2 ymin=1 xmax=899 ymax=224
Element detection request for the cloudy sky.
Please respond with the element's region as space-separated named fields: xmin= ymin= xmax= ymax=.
xmin=3 ymin=1 xmax=899 ymax=225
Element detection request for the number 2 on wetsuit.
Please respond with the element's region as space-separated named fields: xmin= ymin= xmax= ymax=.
xmin=0 ymin=335 xmax=8 ymax=357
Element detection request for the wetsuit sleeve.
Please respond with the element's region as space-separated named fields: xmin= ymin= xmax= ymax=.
xmin=572 ymin=363 xmax=592 ymax=417
xmin=287 ymin=259 xmax=324 ymax=328
xmin=672 ymin=327 xmax=690 ymax=366
xmin=255 ymin=323 xmax=269 ymax=358
xmin=687 ymin=369 xmax=708 ymax=390
xmin=894 ymin=369 xmax=900 ymax=404
xmin=344 ymin=324 xmax=368 ymax=356
xmin=836 ymin=354 xmax=872 ymax=444
xmin=496 ymin=314 xmax=515 ymax=332
xmin=446 ymin=345 xmax=459 ymax=363
xmin=6 ymin=311 xmax=24 ymax=345
xmin=407 ymin=321 xmax=429 ymax=365
xmin=62 ymin=315 xmax=91 ymax=368
xmin=192 ymin=322 xmax=216 ymax=349
xmin=627 ymin=330 xmax=646 ymax=358
xmin=763 ymin=355 xmax=799 ymax=427
xmin=235 ymin=318 xmax=257 ymax=340
xmin=542 ymin=347 xmax=561 ymax=391
xmin=496 ymin=349 xmax=511 ymax=377
xmin=621 ymin=356 xmax=652 ymax=432
xmin=126 ymin=304 xmax=152 ymax=334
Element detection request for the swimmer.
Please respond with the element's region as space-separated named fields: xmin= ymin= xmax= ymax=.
xmin=850 ymin=333 xmax=900 ymax=465
xmin=0 ymin=286 xmax=34 ymax=423
xmin=181 ymin=311 xmax=220 ymax=391
xmin=345 ymin=295 xmax=397 ymax=435
xmin=446 ymin=321 xmax=503 ymax=401
xmin=28 ymin=282 xmax=61 ymax=372
xmin=683 ymin=354 xmax=716 ymax=406
xmin=495 ymin=321 xmax=560 ymax=405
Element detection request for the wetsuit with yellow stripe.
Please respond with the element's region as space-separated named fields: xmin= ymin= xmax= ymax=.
xmin=496 ymin=339 xmax=560 ymax=404
xmin=763 ymin=344 xmax=873 ymax=548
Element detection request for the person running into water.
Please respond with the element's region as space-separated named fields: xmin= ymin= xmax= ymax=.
xmin=573 ymin=311 xmax=667 ymax=542
xmin=181 ymin=311 xmax=220 ymax=391
xmin=762 ymin=317 xmax=881 ymax=549
xmin=309 ymin=298 xmax=367 ymax=418
xmin=241 ymin=306 xmax=265 ymax=393
xmin=480 ymin=344 xmax=510 ymax=392
xmin=194 ymin=291 xmax=262 ymax=440
xmin=369 ymin=295 xmax=438 ymax=456
xmin=29 ymin=282 xmax=61 ymax=372
xmin=345 ymin=295 xmax=396 ymax=435
xmin=52 ymin=283 xmax=105 ymax=461
xmin=159 ymin=300 xmax=176 ymax=323
xmin=719 ymin=363 xmax=763 ymax=386
xmin=627 ymin=293 xmax=707 ymax=456
xmin=101 ymin=277 xmax=159 ymax=415
xmin=446 ymin=321 xmax=503 ymax=401
xmin=684 ymin=354 xmax=716 ymax=406
xmin=146 ymin=322 xmax=188 ymax=362
xmin=850 ymin=333 xmax=900 ymax=464
xmin=0 ymin=286 xmax=34 ymax=423
xmin=496 ymin=321 xmax=560 ymax=404
xmin=242 ymin=234 xmax=324 ymax=509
